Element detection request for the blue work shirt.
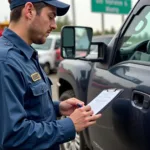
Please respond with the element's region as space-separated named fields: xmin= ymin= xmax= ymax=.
xmin=0 ymin=28 xmax=75 ymax=150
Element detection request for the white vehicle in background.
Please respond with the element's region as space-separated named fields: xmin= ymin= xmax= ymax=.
xmin=32 ymin=32 xmax=60 ymax=75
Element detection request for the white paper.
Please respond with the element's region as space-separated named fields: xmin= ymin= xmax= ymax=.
xmin=88 ymin=89 xmax=122 ymax=115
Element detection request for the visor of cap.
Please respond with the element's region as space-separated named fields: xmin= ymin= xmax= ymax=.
xmin=44 ymin=0 xmax=70 ymax=16
xmin=10 ymin=0 xmax=70 ymax=16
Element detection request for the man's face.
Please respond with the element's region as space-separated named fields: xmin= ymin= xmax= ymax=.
xmin=29 ymin=5 xmax=57 ymax=44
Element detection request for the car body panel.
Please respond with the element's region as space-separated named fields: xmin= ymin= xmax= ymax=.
xmin=87 ymin=62 xmax=150 ymax=150
xmin=57 ymin=59 xmax=93 ymax=101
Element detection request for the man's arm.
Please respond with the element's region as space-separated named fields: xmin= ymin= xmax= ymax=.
xmin=0 ymin=60 xmax=75 ymax=150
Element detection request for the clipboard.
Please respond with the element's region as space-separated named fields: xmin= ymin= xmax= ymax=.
xmin=87 ymin=88 xmax=124 ymax=114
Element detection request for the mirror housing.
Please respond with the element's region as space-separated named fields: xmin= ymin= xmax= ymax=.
xmin=61 ymin=26 xmax=93 ymax=58
xmin=91 ymin=42 xmax=107 ymax=61
xmin=85 ymin=42 xmax=107 ymax=62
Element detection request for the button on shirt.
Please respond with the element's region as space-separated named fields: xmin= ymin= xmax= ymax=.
xmin=0 ymin=29 xmax=75 ymax=150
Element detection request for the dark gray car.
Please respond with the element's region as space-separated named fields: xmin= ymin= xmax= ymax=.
xmin=57 ymin=0 xmax=150 ymax=150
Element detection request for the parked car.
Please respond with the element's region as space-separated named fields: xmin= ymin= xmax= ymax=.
xmin=0 ymin=21 xmax=9 ymax=37
xmin=55 ymin=48 xmax=63 ymax=68
xmin=32 ymin=32 xmax=60 ymax=75
xmin=0 ymin=30 xmax=3 ymax=36
xmin=57 ymin=0 xmax=150 ymax=150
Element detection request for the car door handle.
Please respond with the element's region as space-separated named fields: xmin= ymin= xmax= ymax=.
xmin=131 ymin=90 xmax=150 ymax=110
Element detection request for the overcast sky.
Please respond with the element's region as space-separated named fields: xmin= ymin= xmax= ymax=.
xmin=0 ymin=0 xmax=138 ymax=32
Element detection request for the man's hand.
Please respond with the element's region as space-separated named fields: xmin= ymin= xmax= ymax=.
xmin=69 ymin=105 xmax=101 ymax=132
xmin=59 ymin=98 xmax=84 ymax=116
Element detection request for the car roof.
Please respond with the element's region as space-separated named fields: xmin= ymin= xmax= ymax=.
xmin=92 ymin=34 xmax=114 ymax=44
xmin=92 ymin=34 xmax=113 ymax=40
xmin=47 ymin=32 xmax=60 ymax=39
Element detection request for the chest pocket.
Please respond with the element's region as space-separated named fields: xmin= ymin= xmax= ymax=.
xmin=29 ymin=81 xmax=53 ymax=121
xmin=31 ymin=81 xmax=49 ymax=96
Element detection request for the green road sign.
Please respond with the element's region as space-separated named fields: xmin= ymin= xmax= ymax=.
xmin=92 ymin=0 xmax=131 ymax=14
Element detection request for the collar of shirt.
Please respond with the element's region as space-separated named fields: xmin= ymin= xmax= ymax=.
xmin=2 ymin=28 xmax=35 ymax=60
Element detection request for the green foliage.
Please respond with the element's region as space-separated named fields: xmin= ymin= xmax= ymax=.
xmin=54 ymin=16 xmax=71 ymax=32
xmin=94 ymin=30 xmax=101 ymax=35
xmin=54 ymin=16 xmax=116 ymax=36
xmin=93 ymin=27 xmax=116 ymax=35
xmin=110 ymin=27 xmax=116 ymax=34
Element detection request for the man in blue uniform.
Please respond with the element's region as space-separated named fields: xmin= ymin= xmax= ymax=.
xmin=0 ymin=0 xmax=101 ymax=149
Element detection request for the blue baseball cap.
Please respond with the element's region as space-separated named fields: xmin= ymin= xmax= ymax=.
xmin=10 ymin=0 xmax=70 ymax=16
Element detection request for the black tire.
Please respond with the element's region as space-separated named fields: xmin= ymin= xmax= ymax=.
xmin=60 ymin=90 xmax=75 ymax=101
xmin=60 ymin=90 xmax=90 ymax=150
xmin=43 ymin=63 xmax=51 ymax=75
xmin=60 ymin=131 xmax=90 ymax=150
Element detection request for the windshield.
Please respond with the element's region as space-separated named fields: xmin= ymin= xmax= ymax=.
xmin=122 ymin=6 xmax=150 ymax=48
xmin=117 ymin=6 xmax=150 ymax=63
xmin=32 ymin=38 xmax=52 ymax=50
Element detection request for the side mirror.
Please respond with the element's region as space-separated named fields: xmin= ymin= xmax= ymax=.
xmin=61 ymin=26 xmax=93 ymax=58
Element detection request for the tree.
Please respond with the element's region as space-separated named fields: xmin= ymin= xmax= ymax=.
xmin=110 ymin=27 xmax=116 ymax=34
xmin=54 ymin=16 xmax=71 ymax=32
xmin=93 ymin=27 xmax=116 ymax=36
xmin=93 ymin=30 xmax=102 ymax=35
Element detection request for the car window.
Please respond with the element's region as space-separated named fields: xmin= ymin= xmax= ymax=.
xmin=117 ymin=6 xmax=150 ymax=63
xmin=55 ymin=39 xmax=60 ymax=49
xmin=32 ymin=38 xmax=52 ymax=50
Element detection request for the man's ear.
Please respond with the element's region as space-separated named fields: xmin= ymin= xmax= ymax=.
xmin=24 ymin=2 xmax=36 ymax=20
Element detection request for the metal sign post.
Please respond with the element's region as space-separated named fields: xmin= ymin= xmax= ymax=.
xmin=91 ymin=0 xmax=131 ymax=33
xmin=101 ymin=13 xmax=104 ymax=35
xmin=72 ymin=0 xmax=76 ymax=25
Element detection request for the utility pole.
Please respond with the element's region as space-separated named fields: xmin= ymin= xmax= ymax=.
xmin=72 ymin=0 xmax=76 ymax=25
xmin=101 ymin=13 xmax=105 ymax=35
xmin=122 ymin=15 xmax=125 ymax=24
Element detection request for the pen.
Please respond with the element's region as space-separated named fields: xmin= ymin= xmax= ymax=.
xmin=77 ymin=103 xmax=82 ymax=108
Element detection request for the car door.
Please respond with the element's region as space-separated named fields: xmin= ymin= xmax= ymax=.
xmin=87 ymin=2 xmax=150 ymax=150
